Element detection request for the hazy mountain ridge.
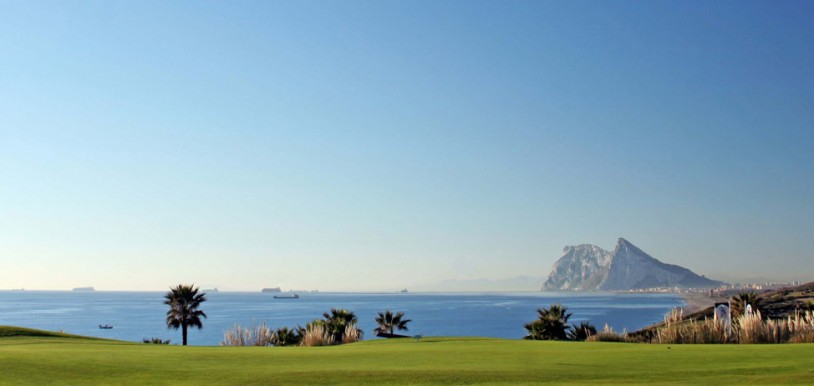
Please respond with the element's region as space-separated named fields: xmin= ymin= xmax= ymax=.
xmin=543 ymin=238 xmax=725 ymax=291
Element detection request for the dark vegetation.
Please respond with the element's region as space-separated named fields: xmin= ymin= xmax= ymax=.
xmin=568 ymin=321 xmax=597 ymax=341
xmin=374 ymin=310 xmax=412 ymax=337
xmin=0 ymin=326 xmax=96 ymax=339
xmin=322 ymin=308 xmax=363 ymax=343
xmin=270 ymin=327 xmax=301 ymax=346
xmin=164 ymin=284 xmax=207 ymax=346
xmin=524 ymin=304 xmax=597 ymax=341
xmin=143 ymin=337 xmax=171 ymax=344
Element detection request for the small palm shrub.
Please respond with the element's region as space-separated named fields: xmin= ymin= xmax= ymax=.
xmin=221 ymin=321 xmax=273 ymax=346
xmin=322 ymin=308 xmax=363 ymax=344
xmin=568 ymin=321 xmax=597 ymax=341
xmin=374 ymin=310 xmax=411 ymax=336
xmin=142 ymin=337 xmax=171 ymax=344
xmin=524 ymin=304 xmax=572 ymax=340
xmin=270 ymin=327 xmax=302 ymax=347
xmin=731 ymin=291 xmax=760 ymax=318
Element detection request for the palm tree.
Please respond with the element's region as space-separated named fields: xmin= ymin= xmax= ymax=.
xmin=271 ymin=327 xmax=301 ymax=347
xmin=164 ymin=284 xmax=207 ymax=346
xmin=567 ymin=321 xmax=597 ymax=341
xmin=731 ymin=291 xmax=760 ymax=317
xmin=524 ymin=304 xmax=572 ymax=340
xmin=322 ymin=308 xmax=362 ymax=343
xmin=374 ymin=310 xmax=412 ymax=336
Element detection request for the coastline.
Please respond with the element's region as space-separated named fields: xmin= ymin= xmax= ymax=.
xmin=680 ymin=292 xmax=722 ymax=314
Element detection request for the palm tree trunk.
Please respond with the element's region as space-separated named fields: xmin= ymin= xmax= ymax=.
xmin=182 ymin=323 xmax=188 ymax=346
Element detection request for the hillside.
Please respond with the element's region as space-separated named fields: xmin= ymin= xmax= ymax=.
xmin=635 ymin=281 xmax=814 ymax=335
xmin=0 ymin=326 xmax=97 ymax=339
xmin=700 ymin=281 xmax=814 ymax=320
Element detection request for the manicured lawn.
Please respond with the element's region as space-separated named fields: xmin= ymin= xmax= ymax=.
xmin=1 ymin=327 xmax=812 ymax=385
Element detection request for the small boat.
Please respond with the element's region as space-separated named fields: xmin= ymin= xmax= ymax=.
xmin=99 ymin=324 xmax=113 ymax=329
xmin=273 ymin=294 xmax=299 ymax=299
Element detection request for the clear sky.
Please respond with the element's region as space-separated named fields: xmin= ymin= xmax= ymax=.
xmin=1 ymin=1 xmax=813 ymax=291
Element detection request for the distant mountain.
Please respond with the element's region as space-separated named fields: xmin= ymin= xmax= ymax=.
xmin=543 ymin=238 xmax=725 ymax=291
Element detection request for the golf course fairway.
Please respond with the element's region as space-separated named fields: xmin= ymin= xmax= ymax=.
xmin=1 ymin=327 xmax=812 ymax=385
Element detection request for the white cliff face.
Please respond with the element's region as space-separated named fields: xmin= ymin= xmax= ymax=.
xmin=599 ymin=238 xmax=682 ymax=290
xmin=543 ymin=238 xmax=725 ymax=291
xmin=542 ymin=244 xmax=612 ymax=291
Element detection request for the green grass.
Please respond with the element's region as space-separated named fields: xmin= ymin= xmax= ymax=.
xmin=1 ymin=326 xmax=813 ymax=385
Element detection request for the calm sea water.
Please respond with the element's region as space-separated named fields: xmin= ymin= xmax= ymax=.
xmin=0 ymin=291 xmax=683 ymax=346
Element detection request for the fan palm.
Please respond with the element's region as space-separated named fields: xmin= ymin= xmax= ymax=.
xmin=524 ymin=303 xmax=572 ymax=340
xmin=374 ymin=310 xmax=412 ymax=336
xmin=322 ymin=308 xmax=362 ymax=343
xmin=567 ymin=321 xmax=597 ymax=341
xmin=164 ymin=284 xmax=207 ymax=346
xmin=271 ymin=327 xmax=302 ymax=347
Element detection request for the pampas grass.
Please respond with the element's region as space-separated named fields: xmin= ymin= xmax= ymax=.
xmin=788 ymin=310 xmax=814 ymax=343
xmin=651 ymin=308 xmax=814 ymax=344
xmin=341 ymin=322 xmax=362 ymax=344
xmin=655 ymin=308 xmax=731 ymax=344
xmin=300 ymin=324 xmax=334 ymax=347
xmin=737 ymin=311 xmax=788 ymax=344
xmin=789 ymin=329 xmax=814 ymax=343
xmin=587 ymin=324 xmax=632 ymax=343
xmin=656 ymin=318 xmax=730 ymax=344
xmin=221 ymin=321 xmax=274 ymax=346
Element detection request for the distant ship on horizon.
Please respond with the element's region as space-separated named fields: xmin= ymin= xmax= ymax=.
xmin=72 ymin=287 xmax=95 ymax=292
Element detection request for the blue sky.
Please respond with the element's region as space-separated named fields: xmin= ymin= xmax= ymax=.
xmin=1 ymin=1 xmax=813 ymax=291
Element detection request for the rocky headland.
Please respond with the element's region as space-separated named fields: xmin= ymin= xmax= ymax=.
xmin=543 ymin=238 xmax=725 ymax=291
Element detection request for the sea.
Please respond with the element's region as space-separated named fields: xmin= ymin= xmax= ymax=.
xmin=0 ymin=291 xmax=683 ymax=346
